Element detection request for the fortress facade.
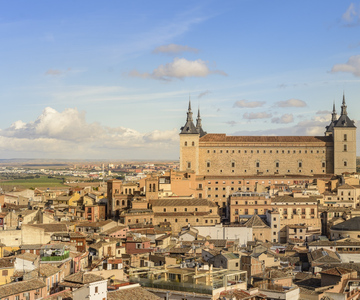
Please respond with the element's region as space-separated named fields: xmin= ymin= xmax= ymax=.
xmin=180 ymin=96 xmax=356 ymax=176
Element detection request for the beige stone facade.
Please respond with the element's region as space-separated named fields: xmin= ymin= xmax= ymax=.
xmin=150 ymin=198 xmax=220 ymax=233
xmin=180 ymin=97 xmax=356 ymax=177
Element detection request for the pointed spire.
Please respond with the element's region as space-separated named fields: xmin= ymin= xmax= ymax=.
xmin=180 ymin=98 xmax=198 ymax=134
xmin=341 ymin=92 xmax=347 ymax=116
xmin=196 ymin=107 xmax=202 ymax=129
xmin=331 ymin=101 xmax=337 ymax=122
xmin=195 ymin=107 xmax=207 ymax=137
xmin=187 ymin=97 xmax=193 ymax=122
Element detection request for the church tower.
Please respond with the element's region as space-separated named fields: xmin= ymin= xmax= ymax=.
xmin=179 ymin=99 xmax=200 ymax=172
xmin=333 ymin=94 xmax=357 ymax=174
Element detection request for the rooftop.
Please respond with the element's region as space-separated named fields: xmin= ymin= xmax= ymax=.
xmin=0 ymin=279 xmax=46 ymax=298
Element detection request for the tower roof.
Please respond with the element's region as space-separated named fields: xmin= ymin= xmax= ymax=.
xmin=334 ymin=94 xmax=356 ymax=128
xmin=325 ymin=102 xmax=337 ymax=133
xmin=180 ymin=99 xmax=198 ymax=134
xmin=196 ymin=108 xmax=207 ymax=137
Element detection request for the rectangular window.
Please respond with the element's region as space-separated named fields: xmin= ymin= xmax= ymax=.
xmin=344 ymin=134 xmax=347 ymax=141
xmin=207 ymin=162 xmax=211 ymax=168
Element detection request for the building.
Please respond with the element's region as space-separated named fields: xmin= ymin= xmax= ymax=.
xmin=150 ymin=198 xmax=220 ymax=233
xmin=180 ymin=96 xmax=356 ymax=176
xmin=0 ymin=278 xmax=47 ymax=299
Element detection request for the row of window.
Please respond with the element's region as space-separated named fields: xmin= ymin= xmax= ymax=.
xmin=206 ymin=161 xmax=325 ymax=168
xmin=162 ymin=207 xmax=212 ymax=212
xmin=208 ymin=180 xmax=309 ymax=185
xmin=163 ymin=218 xmax=216 ymax=224
xmin=206 ymin=149 xmax=325 ymax=154
xmin=207 ymin=168 xmax=325 ymax=174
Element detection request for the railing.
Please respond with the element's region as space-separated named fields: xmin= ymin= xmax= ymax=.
xmin=41 ymin=251 xmax=70 ymax=261
xmin=129 ymin=277 xmax=213 ymax=295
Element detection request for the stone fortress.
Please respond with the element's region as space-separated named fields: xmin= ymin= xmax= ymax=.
xmin=180 ymin=95 xmax=356 ymax=176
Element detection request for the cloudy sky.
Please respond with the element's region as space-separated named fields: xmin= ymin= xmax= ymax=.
xmin=1 ymin=1 xmax=360 ymax=160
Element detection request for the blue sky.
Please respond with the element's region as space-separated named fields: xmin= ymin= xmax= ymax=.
xmin=1 ymin=1 xmax=360 ymax=159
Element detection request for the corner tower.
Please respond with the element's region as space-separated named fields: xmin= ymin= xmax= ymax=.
xmin=333 ymin=94 xmax=357 ymax=174
xmin=179 ymin=100 xmax=200 ymax=172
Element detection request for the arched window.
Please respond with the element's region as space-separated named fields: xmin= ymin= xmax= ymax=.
xmin=184 ymin=141 xmax=187 ymax=146
xmin=192 ymin=141 xmax=195 ymax=146
xmin=125 ymin=188 xmax=128 ymax=194
xmin=153 ymin=183 xmax=156 ymax=191
xmin=116 ymin=200 xmax=120 ymax=206
xmin=149 ymin=185 xmax=152 ymax=192
xmin=122 ymin=200 xmax=125 ymax=205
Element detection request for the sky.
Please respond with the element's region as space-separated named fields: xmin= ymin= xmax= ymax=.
xmin=1 ymin=1 xmax=360 ymax=160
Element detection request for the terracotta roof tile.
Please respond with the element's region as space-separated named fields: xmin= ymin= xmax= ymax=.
xmin=150 ymin=198 xmax=217 ymax=207
xmin=108 ymin=286 xmax=160 ymax=300
xmin=320 ymin=267 xmax=354 ymax=276
xmin=0 ymin=279 xmax=46 ymax=298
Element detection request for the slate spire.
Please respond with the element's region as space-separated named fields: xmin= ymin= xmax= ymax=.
xmin=340 ymin=92 xmax=348 ymax=116
xmin=180 ymin=97 xmax=198 ymax=134
xmin=196 ymin=107 xmax=207 ymax=137
xmin=334 ymin=93 xmax=356 ymax=128
xmin=331 ymin=101 xmax=337 ymax=122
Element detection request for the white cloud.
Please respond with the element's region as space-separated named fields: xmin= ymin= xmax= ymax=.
xmin=233 ymin=115 xmax=332 ymax=136
xmin=225 ymin=121 xmax=237 ymax=127
xmin=316 ymin=110 xmax=331 ymax=115
xmin=271 ymin=114 xmax=294 ymax=124
xmin=243 ymin=112 xmax=272 ymax=120
xmin=153 ymin=44 xmax=199 ymax=54
xmin=45 ymin=69 xmax=63 ymax=76
xmin=0 ymin=107 xmax=179 ymax=159
xmin=275 ymin=98 xmax=307 ymax=107
xmin=233 ymin=100 xmax=266 ymax=108
xmin=198 ymin=90 xmax=211 ymax=98
xmin=129 ymin=58 xmax=227 ymax=81
xmin=144 ymin=129 xmax=179 ymax=142
xmin=331 ymin=55 xmax=360 ymax=77
xmin=45 ymin=68 xmax=73 ymax=76
xmin=342 ymin=3 xmax=360 ymax=25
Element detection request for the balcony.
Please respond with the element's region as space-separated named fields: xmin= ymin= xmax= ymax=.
xmin=41 ymin=251 xmax=70 ymax=262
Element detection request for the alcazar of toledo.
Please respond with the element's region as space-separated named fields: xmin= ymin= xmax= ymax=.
xmin=180 ymin=95 xmax=356 ymax=176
